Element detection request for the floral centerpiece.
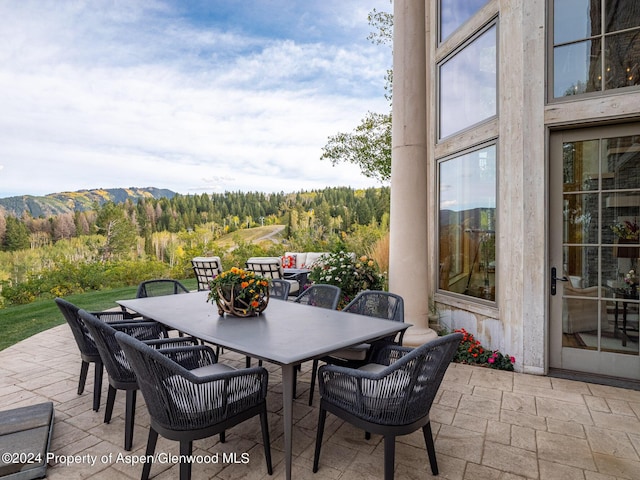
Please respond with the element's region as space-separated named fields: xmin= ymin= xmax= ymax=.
xmin=625 ymin=269 xmax=638 ymax=288
xmin=308 ymin=251 xmax=385 ymax=308
xmin=207 ymin=267 xmax=269 ymax=317
xmin=611 ymin=220 xmax=640 ymax=241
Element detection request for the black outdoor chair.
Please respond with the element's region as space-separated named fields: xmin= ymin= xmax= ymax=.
xmin=133 ymin=278 xmax=191 ymax=336
xmin=288 ymin=284 xmax=342 ymax=396
xmin=313 ymin=333 xmax=463 ymax=480
xmin=79 ymin=309 xmax=198 ymax=451
xmin=269 ymin=279 xmax=291 ymax=300
xmin=308 ymin=291 xmax=405 ymax=406
xmin=293 ymin=284 xmax=341 ymax=309
xmin=55 ymin=297 xmax=139 ymax=411
xmin=115 ymin=331 xmax=273 ymax=480
xmin=136 ymin=279 xmax=190 ymax=298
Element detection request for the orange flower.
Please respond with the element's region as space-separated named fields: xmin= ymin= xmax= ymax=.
xmin=241 ymin=281 xmax=249 ymax=289
xmin=250 ymin=300 xmax=259 ymax=308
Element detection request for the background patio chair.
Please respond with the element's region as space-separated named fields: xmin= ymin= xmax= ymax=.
xmin=115 ymin=331 xmax=273 ymax=480
xmin=308 ymin=291 xmax=404 ymax=405
xmin=191 ymin=256 xmax=222 ymax=291
xmin=313 ymin=333 xmax=463 ymax=480
xmin=79 ymin=310 xmax=197 ymax=451
xmin=55 ymin=297 xmax=139 ymax=411
xmin=269 ymin=278 xmax=291 ymax=300
xmin=245 ymin=257 xmax=299 ymax=295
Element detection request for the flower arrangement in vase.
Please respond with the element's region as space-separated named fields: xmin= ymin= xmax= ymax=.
xmin=207 ymin=267 xmax=269 ymax=317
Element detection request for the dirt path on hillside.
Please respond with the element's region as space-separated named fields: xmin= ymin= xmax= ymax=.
xmin=256 ymin=225 xmax=285 ymax=243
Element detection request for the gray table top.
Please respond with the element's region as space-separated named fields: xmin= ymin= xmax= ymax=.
xmin=118 ymin=291 xmax=409 ymax=366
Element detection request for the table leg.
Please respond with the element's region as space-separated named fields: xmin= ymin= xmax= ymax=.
xmin=282 ymin=363 xmax=294 ymax=480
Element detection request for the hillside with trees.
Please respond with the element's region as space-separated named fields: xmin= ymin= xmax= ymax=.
xmin=0 ymin=186 xmax=390 ymax=307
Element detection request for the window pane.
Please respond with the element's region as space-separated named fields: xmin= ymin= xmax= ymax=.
xmin=439 ymin=145 xmax=496 ymax=301
xmin=439 ymin=25 xmax=497 ymax=139
xmin=563 ymin=139 xmax=600 ymax=192
xmin=440 ymin=0 xmax=488 ymax=42
xmin=554 ymin=0 xmax=601 ymax=44
xmin=554 ymin=39 xmax=602 ymax=97
xmin=605 ymin=0 xmax=640 ymax=32
xmin=565 ymin=193 xmax=599 ymax=244
xmin=604 ymin=30 xmax=640 ymax=90
xmin=602 ymin=135 xmax=640 ymax=189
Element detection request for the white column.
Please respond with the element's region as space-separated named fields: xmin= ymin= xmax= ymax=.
xmin=389 ymin=0 xmax=437 ymax=346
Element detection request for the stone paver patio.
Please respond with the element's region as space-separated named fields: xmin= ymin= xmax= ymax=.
xmin=1 ymin=323 xmax=640 ymax=479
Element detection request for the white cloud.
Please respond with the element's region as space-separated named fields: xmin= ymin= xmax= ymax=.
xmin=0 ymin=0 xmax=391 ymax=198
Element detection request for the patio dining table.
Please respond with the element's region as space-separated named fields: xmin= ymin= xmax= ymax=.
xmin=117 ymin=290 xmax=409 ymax=480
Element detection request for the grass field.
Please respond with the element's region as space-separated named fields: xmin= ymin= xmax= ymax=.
xmin=0 ymin=278 xmax=198 ymax=351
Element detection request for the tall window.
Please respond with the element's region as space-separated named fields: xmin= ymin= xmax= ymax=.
xmin=439 ymin=144 xmax=497 ymax=301
xmin=439 ymin=0 xmax=489 ymax=42
xmin=552 ymin=0 xmax=640 ymax=99
xmin=438 ymin=24 xmax=497 ymax=140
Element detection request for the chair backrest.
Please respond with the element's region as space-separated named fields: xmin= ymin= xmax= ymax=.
xmin=343 ymin=291 xmax=404 ymax=323
xmin=136 ymin=279 xmax=189 ymax=298
xmin=55 ymin=297 xmax=137 ymax=358
xmin=115 ymin=331 xmax=268 ymax=432
xmin=245 ymin=257 xmax=283 ymax=280
xmin=55 ymin=298 xmax=98 ymax=358
xmin=79 ymin=310 xmax=164 ymax=386
xmin=294 ymin=284 xmax=341 ymax=309
xmin=191 ymin=256 xmax=222 ymax=291
xmin=374 ymin=333 xmax=462 ymax=425
xmin=269 ymin=279 xmax=291 ymax=300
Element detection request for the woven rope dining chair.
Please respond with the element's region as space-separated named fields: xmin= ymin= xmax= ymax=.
xmin=55 ymin=297 xmax=139 ymax=411
xmin=115 ymin=331 xmax=273 ymax=480
xmin=308 ymin=290 xmax=404 ymax=406
xmin=313 ymin=333 xmax=463 ymax=480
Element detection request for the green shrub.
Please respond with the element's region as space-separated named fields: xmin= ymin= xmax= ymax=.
xmin=308 ymin=251 xmax=385 ymax=307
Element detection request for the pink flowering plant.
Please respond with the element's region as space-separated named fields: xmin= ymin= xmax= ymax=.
xmin=453 ymin=328 xmax=515 ymax=371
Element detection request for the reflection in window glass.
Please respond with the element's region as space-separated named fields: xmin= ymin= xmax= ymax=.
xmin=552 ymin=0 xmax=640 ymax=98
xmin=439 ymin=144 xmax=496 ymax=301
xmin=439 ymin=25 xmax=497 ymax=139
xmin=553 ymin=40 xmax=602 ymax=97
xmin=604 ymin=30 xmax=640 ymax=90
xmin=439 ymin=0 xmax=488 ymax=42
xmin=554 ymin=0 xmax=600 ymax=44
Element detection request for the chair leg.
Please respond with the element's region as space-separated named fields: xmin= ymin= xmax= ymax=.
xmin=308 ymin=359 xmax=319 ymax=406
xmin=423 ymin=421 xmax=439 ymax=475
xmin=312 ymin=407 xmax=327 ymax=473
xmin=179 ymin=440 xmax=193 ymax=480
xmin=383 ymin=436 xmax=396 ymax=480
xmin=260 ymin=406 xmax=273 ymax=475
xmin=104 ymin=385 xmax=117 ymax=423
xmin=245 ymin=356 xmax=251 ymax=368
xmin=125 ymin=390 xmax=137 ymax=451
xmin=92 ymin=362 xmax=103 ymax=411
xmin=78 ymin=360 xmax=89 ymax=394
xmin=142 ymin=428 xmax=158 ymax=480
xmin=220 ymin=431 xmax=225 ymax=443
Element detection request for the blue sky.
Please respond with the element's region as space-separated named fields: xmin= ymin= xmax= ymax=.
xmin=0 ymin=0 xmax=392 ymax=198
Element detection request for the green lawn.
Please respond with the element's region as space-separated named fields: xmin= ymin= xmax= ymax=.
xmin=0 ymin=278 xmax=198 ymax=351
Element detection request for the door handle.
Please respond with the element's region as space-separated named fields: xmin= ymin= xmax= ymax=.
xmin=550 ymin=267 xmax=569 ymax=295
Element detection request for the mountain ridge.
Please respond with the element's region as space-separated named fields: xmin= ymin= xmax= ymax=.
xmin=0 ymin=187 xmax=177 ymax=217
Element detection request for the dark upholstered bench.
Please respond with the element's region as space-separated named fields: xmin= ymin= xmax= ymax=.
xmin=0 ymin=402 xmax=54 ymax=479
